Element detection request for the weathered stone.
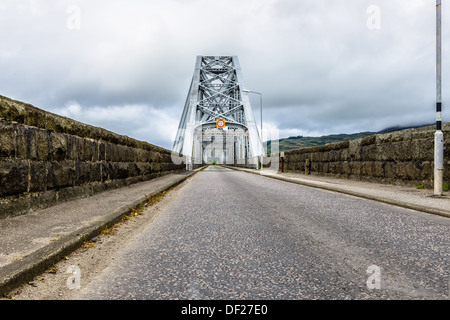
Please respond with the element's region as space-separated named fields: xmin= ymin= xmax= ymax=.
xmin=0 ymin=98 xmax=25 ymax=123
xmin=50 ymin=132 xmax=67 ymax=161
xmin=361 ymin=135 xmax=376 ymax=146
xmin=361 ymin=144 xmax=377 ymax=162
xmin=115 ymin=162 xmax=129 ymax=179
xmin=66 ymin=135 xmax=81 ymax=161
xmin=89 ymin=163 xmax=101 ymax=182
xmin=0 ymin=121 xmax=16 ymax=158
xmin=25 ymin=106 xmax=46 ymax=128
xmin=0 ymin=95 xmax=187 ymax=217
xmin=47 ymin=161 xmax=75 ymax=189
xmin=373 ymin=161 xmax=385 ymax=177
xmin=57 ymin=185 xmax=91 ymax=202
xmin=16 ymin=127 xmax=37 ymax=160
xmin=415 ymin=138 xmax=434 ymax=161
xmin=0 ymin=194 xmax=31 ymax=220
xmin=100 ymin=162 xmax=112 ymax=181
xmin=75 ymin=162 xmax=90 ymax=185
xmin=348 ymin=139 xmax=362 ymax=161
xmin=99 ymin=142 xmax=106 ymax=161
xmin=27 ymin=190 xmax=57 ymax=212
xmin=89 ymin=140 xmax=99 ymax=162
xmin=45 ymin=113 xmax=64 ymax=133
xmin=29 ymin=161 xmax=47 ymax=192
xmin=36 ymin=130 xmax=51 ymax=161
xmin=0 ymin=160 xmax=28 ymax=197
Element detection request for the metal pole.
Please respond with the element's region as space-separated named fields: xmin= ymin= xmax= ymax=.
xmin=259 ymin=93 xmax=263 ymax=168
xmin=242 ymin=89 xmax=264 ymax=169
xmin=435 ymin=0 xmax=444 ymax=195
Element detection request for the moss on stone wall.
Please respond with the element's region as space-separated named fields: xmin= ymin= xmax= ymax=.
xmin=0 ymin=95 xmax=185 ymax=219
xmin=283 ymin=123 xmax=449 ymax=188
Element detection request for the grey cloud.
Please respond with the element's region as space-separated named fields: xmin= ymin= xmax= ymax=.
xmin=0 ymin=0 xmax=448 ymax=149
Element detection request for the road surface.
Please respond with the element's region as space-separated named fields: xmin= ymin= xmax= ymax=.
xmin=77 ymin=166 xmax=449 ymax=300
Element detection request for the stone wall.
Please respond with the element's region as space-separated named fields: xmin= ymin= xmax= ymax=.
xmin=282 ymin=123 xmax=449 ymax=188
xmin=0 ymin=95 xmax=185 ymax=219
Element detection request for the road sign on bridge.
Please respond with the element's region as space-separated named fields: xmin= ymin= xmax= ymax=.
xmin=172 ymin=56 xmax=263 ymax=168
xmin=216 ymin=119 xmax=226 ymax=129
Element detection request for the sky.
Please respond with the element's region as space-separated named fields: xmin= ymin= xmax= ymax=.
xmin=1 ymin=0 xmax=449 ymax=150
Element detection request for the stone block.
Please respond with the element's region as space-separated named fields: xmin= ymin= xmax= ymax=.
xmin=383 ymin=161 xmax=396 ymax=179
xmin=149 ymin=151 xmax=162 ymax=163
xmin=50 ymin=132 xmax=67 ymax=161
xmin=341 ymin=161 xmax=349 ymax=175
xmin=89 ymin=163 xmax=102 ymax=182
xmin=78 ymin=139 xmax=91 ymax=162
xmin=101 ymin=162 xmax=112 ymax=181
xmin=135 ymin=149 xmax=147 ymax=163
xmin=0 ymin=194 xmax=31 ymax=219
xmin=349 ymin=162 xmax=362 ymax=176
xmin=57 ymin=185 xmax=91 ymax=203
xmin=136 ymin=162 xmax=151 ymax=176
xmin=29 ymin=161 xmax=47 ymax=192
xmin=45 ymin=113 xmax=65 ymax=133
xmin=27 ymin=190 xmax=57 ymax=212
xmin=394 ymin=141 xmax=415 ymax=161
xmin=396 ymin=161 xmax=419 ymax=180
xmin=125 ymin=147 xmax=136 ymax=162
xmin=112 ymin=145 xmax=125 ymax=162
xmin=114 ymin=162 xmax=129 ymax=179
xmin=88 ymin=140 xmax=99 ymax=162
xmin=104 ymin=143 xmax=112 ymax=162
xmin=36 ymin=130 xmax=51 ymax=161
xmin=361 ymin=144 xmax=377 ymax=162
xmin=47 ymin=161 xmax=75 ymax=189
xmin=348 ymin=139 xmax=362 ymax=161
xmin=25 ymin=106 xmax=46 ymax=128
xmin=150 ymin=162 xmax=162 ymax=173
xmin=75 ymin=162 xmax=91 ymax=185
xmin=361 ymin=135 xmax=376 ymax=146
xmin=376 ymin=143 xmax=395 ymax=161
xmin=99 ymin=142 xmax=106 ymax=161
xmin=0 ymin=160 xmax=28 ymax=197
xmin=373 ymin=161 xmax=385 ymax=177
xmin=328 ymin=161 xmax=340 ymax=175
xmin=0 ymin=121 xmax=16 ymax=158
xmin=322 ymin=162 xmax=329 ymax=174
xmin=0 ymin=97 xmax=26 ymax=124
xmin=126 ymin=162 xmax=139 ymax=177
xmin=66 ymin=135 xmax=82 ymax=161
xmin=414 ymin=138 xmax=434 ymax=161
xmin=16 ymin=126 xmax=37 ymax=160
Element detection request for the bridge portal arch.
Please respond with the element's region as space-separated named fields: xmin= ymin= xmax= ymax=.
xmin=173 ymin=56 xmax=263 ymax=168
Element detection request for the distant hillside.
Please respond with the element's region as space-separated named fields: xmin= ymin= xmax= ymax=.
xmin=266 ymin=124 xmax=433 ymax=153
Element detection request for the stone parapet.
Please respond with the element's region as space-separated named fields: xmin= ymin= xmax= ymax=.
xmin=282 ymin=123 xmax=449 ymax=188
xmin=0 ymin=95 xmax=185 ymax=219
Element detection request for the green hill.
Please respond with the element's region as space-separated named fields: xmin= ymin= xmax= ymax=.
xmin=265 ymin=124 xmax=432 ymax=154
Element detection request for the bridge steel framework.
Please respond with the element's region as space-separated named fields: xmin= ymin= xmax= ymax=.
xmin=173 ymin=56 xmax=263 ymax=168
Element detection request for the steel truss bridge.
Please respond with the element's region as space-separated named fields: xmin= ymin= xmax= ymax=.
xmin=173 ymin=56 xmax=263 ymax=168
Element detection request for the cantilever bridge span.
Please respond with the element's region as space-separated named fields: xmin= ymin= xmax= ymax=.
xmin=173 ymin=56 xmax=263 ymax=168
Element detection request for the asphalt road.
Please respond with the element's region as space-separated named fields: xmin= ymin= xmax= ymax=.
xmin=77 ymin=166 xmax=449 ymax=300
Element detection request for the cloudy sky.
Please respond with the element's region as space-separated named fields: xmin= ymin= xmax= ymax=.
xmin=1 ymin=0 xmax=449 ymax=149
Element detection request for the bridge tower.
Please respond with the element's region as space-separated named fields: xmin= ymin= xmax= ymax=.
xmin=173 ymin=56 xmax=263 ymax=168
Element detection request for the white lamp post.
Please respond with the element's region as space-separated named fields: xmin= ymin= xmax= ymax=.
xmin=242 ymin=89 xmax=264 ymax=169
xmin=435 ymin=0 xmax=444 ymax=196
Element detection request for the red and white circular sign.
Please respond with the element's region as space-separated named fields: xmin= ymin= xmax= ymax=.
xmin=216 ymin=119 xmax=226 ymax=128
